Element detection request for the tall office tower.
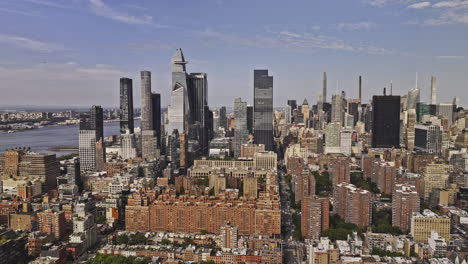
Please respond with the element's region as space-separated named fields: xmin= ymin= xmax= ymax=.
xmin=323 ymin=72 xmax=327 ymax=103
xmin=325 ymin=122 xmax=341 ymax=154
xmin=188 ymin=72 xmax=209 ymax=154
xmin=141 ymin=71 xmax=153 ymax=131
xmin=140 ymin=71 xmax=158 ymax=161
xmin=121 ymin=130 xmax=137 ymax=160
xmin=168 ymin=48 xmax=190 ymax=134
xmin=340 ymin=130 xmax=352 ymax=156
xmin=219 ymin=106 xmax=227 ymax=132
xmin=119 ymin=78 xmax=134 ymax=134
xmin=359 ymin=75 xmax=362 ymax=102
xmin=246 ymin=105 xmax=253 ymax=134
xmin=437 ymin=103 xmax=455 ymax=126
xmin=347 ymin=99 xmax=360 ymax=126
xmin=392 ymin=184 xmax=420 ymax=233
xmin=372 ymin=92 xmax=401 ymax=148
xmin=415 ymin=123 xmax=443 ymax=155
xmin=79 ymin=105 xmax=104 ymax=174
xmin=333 ymin=183 xmax=372 ymax=228
xmin=285 ymin=105 xmax=292 ymax=124
xmin=253 ymin=69 xmax=274 ymax=151
xmin=301 ymin=99 xmax=310 ymax=122
xmin=431 ymin=76 xmax=437 ymax=105
xmin=151 ymin=93 xmax=161 ymax=146
xmin=301 ymin=196 xmax=329 ymax=240
xmin=331 ymin=92 xmax=345 ymax=124
xmin=406 ymin=109 xmax=417 ymax=151
xmin=407 ymin=75 xmax=421 ymax=111
xmin=287 ymin=99 xmax=297 ymax=112
xmin=233 ymin=98 xmax=248 ymax=157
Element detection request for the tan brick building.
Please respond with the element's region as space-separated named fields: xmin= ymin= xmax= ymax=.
xmin=126 ymin=193 xmax=281 ymax=236
xmin=333 ymin=183 xmax=372 ymax=228
xmin=301 ymin=196 xmax=329 ymax=240
xmin=392 ymin=184 xmax=420 ymax=232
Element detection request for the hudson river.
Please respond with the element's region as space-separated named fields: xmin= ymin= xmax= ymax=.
xmin=0 ymin=120 xmax=140 ymax=156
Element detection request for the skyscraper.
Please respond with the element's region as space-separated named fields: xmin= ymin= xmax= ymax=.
xmin=233 ymin=98 xmax=248 ymax=157
xmin=323 ymin=72 xmax=327 ymax=103
xmin=140 ymin=71 xmax=158 ymax=161
xmin=415 ymin=123 xmax=443 ymax=155
xmin=141 ymin=71 xmax=152 ymax=131
xmin=246 ymin=105 xmax=253 ymax=135
xmin=151 ymin=92 xmax=161 ymax=146
xmin=79 ymin=105 xmax=104 ymax=173
xmin=372 ymin=92 xmax=401 ymax=148
xmin=167 ymin=48 xmax=190 ymax=134
xmin=331 ymin=92 xmax=345 ymax=124
xmin=358 ymin=75 xmax=362 ymax=102
xmin=253 ymin=69 xmax=274 ymax=151
xmin=431 ymin=76 xmax=437 ymax=105
xmin=325 ymin=122 xmax=341 ymax=154
xmin=219 ymin=106 xmax=227 ymax=132
xmin=407 ymin=87 xmax=420 ymax=111
xmin=287 ymin=100 xmax=297 ymax=112
xmin=119 ymin=78 xmax=134 ymax=134
xmin=188 ymin=72 xmax=209 ymax=154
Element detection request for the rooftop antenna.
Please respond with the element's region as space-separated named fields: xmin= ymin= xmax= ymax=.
xmin=415 ymin=72 xmax=418 ymax=89
xmin=390 ymin=80 xmax=393 ymax=95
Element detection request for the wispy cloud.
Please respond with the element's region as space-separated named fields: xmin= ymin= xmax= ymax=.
xmin=196 ymin=29 xmax=392 ymax=55
xmin=433 ymin=1 xmax=468 ymax=8
xmin=127 ymin=41 xmax=175 ymax=51
xmin=435 ymin=55 xmax=465 ymax=59
xmin=0 ymin=7 xmax=43 ymax=17
xmin=407 ymin=1 xmax=431 ymax=9
xmin=366 ymin=0 xmax=414 ymax=7
xmin=336 ymin=22 xmax=374 ymax=31
xmin=23 ymin=0 xmax=68 ymax=9
xmin=0 ymin=34 xmax=60 ymax=52
xmin=88 ymin=0 xmax=153 ymax=25
xmin=0 ymin=62 xmax=128 ymax=106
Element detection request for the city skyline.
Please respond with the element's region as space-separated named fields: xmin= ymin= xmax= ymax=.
xmin=0 ymin=0 xmax=467 ymax=108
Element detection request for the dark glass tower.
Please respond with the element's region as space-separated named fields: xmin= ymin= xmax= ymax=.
xmin=219 ymin=106 xmax=227 ymax=131
xmin=188 ymin=72 xmax=209 ymax=155
xmin=247 ymin=105 xmax=253 ymax=135
xmin=253 ymin=69 xmax=274 ymax=151
xmin=151 ymin=92 xmax=161 ymax=146
xmin=119 ymin=78 xmax=134 ymax=134
xmin=79 ymin=105 xmax=104 ymax=173
xmin=287 ymin=100 xmax=297 ymax=112
xmin=372 ymin=93 xmax=401 ymax=148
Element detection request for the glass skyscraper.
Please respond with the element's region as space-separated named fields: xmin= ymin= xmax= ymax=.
xmin=79 ymin=105 xmax=104 ymax=173
xmin=372 ymin=94 xmax=401 ymax=148
xmin=253 ymin=69 xmax=274 ymax=151
xmin=119 ymin=77 xmax=134 ymax=134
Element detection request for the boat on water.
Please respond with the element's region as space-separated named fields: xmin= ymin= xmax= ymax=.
xmin=7 ymin=130 xmax=15 ymax=133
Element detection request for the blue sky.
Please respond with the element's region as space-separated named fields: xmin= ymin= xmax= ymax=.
xmin=0 ymin=0 xmax=467 ymax=108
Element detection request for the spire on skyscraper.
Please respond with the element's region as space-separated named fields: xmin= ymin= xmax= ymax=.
xmin=172 ymin=48 xmax=188 ymax=72
xmin=431 ymin=76 xmax=437 ymax=105
xmin=323 ymin=72 xmax=327 ymax=103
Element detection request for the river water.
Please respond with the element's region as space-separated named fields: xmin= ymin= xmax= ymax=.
xmin=0 ymin=120 xmax=140 ymax=156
